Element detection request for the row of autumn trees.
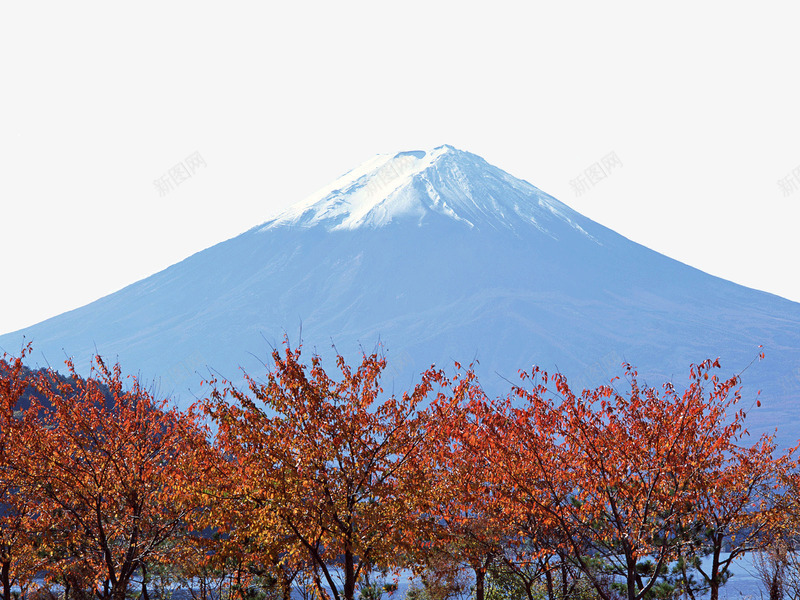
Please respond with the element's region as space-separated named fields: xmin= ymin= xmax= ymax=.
xmin=1 ymin=342 xmax=799 ymax=600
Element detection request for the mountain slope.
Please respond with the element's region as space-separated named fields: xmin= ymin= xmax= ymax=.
xmin=2 ymin=145 xmax=799 ymax=444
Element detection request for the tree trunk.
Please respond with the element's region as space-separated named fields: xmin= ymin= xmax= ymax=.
xmin=110 ymin=574 xmax=132 ymax=600
xmin=1 ymin=557 xmax=10 ymax=600
xmin=280 ymin=570 xmax=293 ymax=600
xmin=532 ymin=576 xmax=545 ymax=600
xmin=473 ymin=555 xmax=492 ymax=600
xmin=709 ymin=533 xmax=723 ymax=600
xmin=475 ymin=567 xmax=485 ymax=600
xmin=313 ymin=564 xmax=331 ymax=600
xmin=544 ymin=564 xmax=554 ymax=600
xmin=625 ymin=551 xmax=638 ymax=600
xmin=344 ymin=547 xmax=356 ymax=600
xmin=141 ymin=564 xmax=150 ymax=600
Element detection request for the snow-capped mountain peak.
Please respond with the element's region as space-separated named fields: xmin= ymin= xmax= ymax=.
xmin=260 ymin=145 xmax=592 ymax=237
xmin=262 ymin=146 xmax=448 ymax=231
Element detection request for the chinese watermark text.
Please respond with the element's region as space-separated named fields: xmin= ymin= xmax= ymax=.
xmin=570 ymin=151 xmax=623 ymax=197
xmin=153 ymin=151 xmax=207 ymax=197
xmin=777 ymin=165 xmax=800 ymax=197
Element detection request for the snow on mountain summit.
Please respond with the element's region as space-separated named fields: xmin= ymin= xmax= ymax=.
xmin=263 ymin=146 xmax=448 ymax=230
xmin=261 ymin=145 xmax=594 ymax=238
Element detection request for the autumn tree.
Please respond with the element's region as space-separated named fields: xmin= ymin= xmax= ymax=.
xmin=464 ymin=370 xmax=587 ymax=600
xmin=759 ymin=463 xmax=800 ymax=600
xmin=190 ymin=444 xmax=306 ymax=600
xmin=23 ymin=356 xmax=207 ymax=600
xmin=479 ymin=359 xmax=775 ymax=600
xmin=421 ymin=374 xmax=524 ymax=600
xmin=200 ymin=342 xmax=461 ymax=600
xmin=0 ymin=346 xmax=44 ymax=600
xmin=681 ymin=427 xmax=793 ymax=600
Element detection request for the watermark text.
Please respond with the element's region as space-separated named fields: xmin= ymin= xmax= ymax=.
xmin=570 ymin=151 xmax=623 ymax=197
xmin=153 ymin=151 xmax=207 ymax=197
xmin=777 ymin=165 xmax=800 ymax=197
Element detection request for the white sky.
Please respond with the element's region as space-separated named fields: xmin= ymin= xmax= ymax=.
xmin=2 ymin=2 xmax=799 ymax=337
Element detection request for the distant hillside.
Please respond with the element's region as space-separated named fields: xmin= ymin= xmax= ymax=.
xmin=1 ymin=359 xmax=114 ymax=415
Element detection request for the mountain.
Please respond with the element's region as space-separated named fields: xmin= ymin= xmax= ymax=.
xmin=2 ymin=145 xmax=799 ymax=445
xmin=0 ymin=360 xmax=114 ymax=414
